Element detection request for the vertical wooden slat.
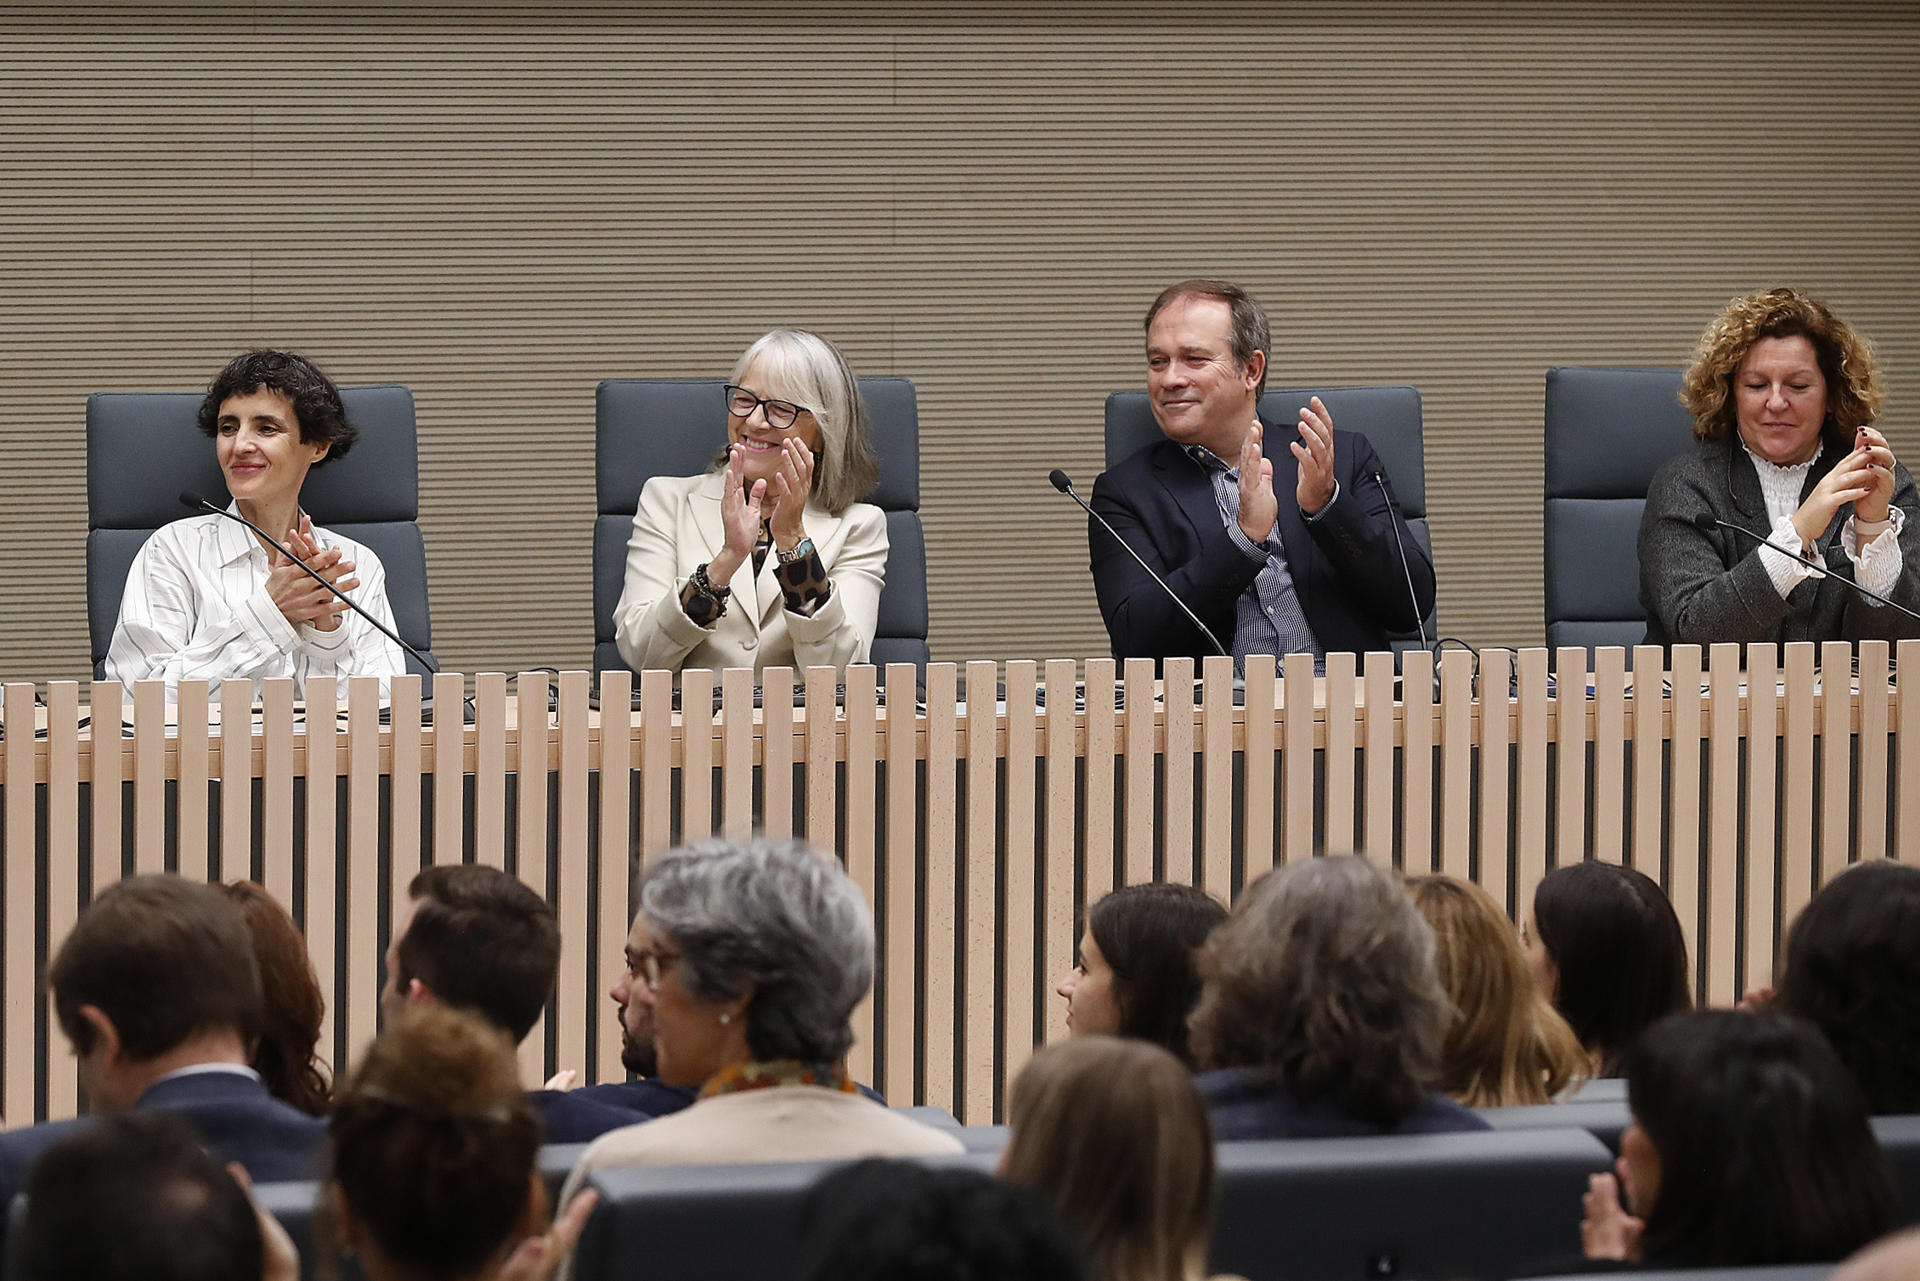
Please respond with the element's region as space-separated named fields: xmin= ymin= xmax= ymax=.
xmin=962 ymin=659 xmax=998 ymax=1125
xmin=761 ymin=668 xmax=794 ymax=839
xmin=1704 ymin=643 xmax=1742 ymax=1006
xmin=639 ymin=669 xmax=674 ymax=862
xmin=803 ymin=666 xmax=838 ymax=853
xmin=721 ymin=667 xmax=755 ymax=837
xmin=841 ymin=664 xmax=879 ymax=1085
xmin=175 ymin=680 xmax=210 ymax=882
xmin=1438 ymin=648 xmax=1473 ymax=879
xmin=679 ymin=669 xmax=714 ymax=844
xmin=1360 ymin=652 xmax=1396 ymax=866
xmin=1743 ymin=644 xmax=1779 ymax=995
xmin=131 ymin=680 xmax=166 ymax=875
xmin=1197 ymin=656 xmax=1233 ymax=893
xmin=1630 ymin=646 xmax=1666 ymax=876
xmin=1400 ymin=648 xmax=1435 ymax=874
xmin=474 ymin=673 xmax=509 ymax=867
xmin=1476 ymin=648 xmax=1511 ymax=910
xmin=431 ymin=672 xmax=464 ymax=864
xmin=883 ymin=662 xmax=918 ymax=1106
xmin=1161 ymin=657 xmax=1195 ymax=883
xmin=1042 ymin=658 xmax=1077 ymax=1048
xmin=1591 ymin=647 xmax=1627 ymax=865
xmin=1857 ymin=640 xmax=1891 ymax=864
xmin=90 ymin=681 xmax=125 ymax=895
xmin=1243 ymin=655 xmax=1279 ymax=885
xmin=1514 ymin=649 xmax=1551 ymax=921
xmin=1121 ymin=657 xmax=1155 ymax=884
xmin=1897 ymin=640 xmax=1920 ymax=865
xmin=515 ymin=672 xmax=551 ymax=895
xmin=1281 ymin=653 xmax=1315 ymax=866
xmin=304 ymin=677 xmax=339 ymax=1070
xmin=219 ymin=678 xmax=251 ymax=881
xmin=1001 ymin=660 xmax=1039 ymax=1094
xmin=1780 ymin=643 xmax=1817 ymax=929
xmin=1083 ymin=658 xmax=1119 ymax=903
xmin=1553 ymin=647 xmax=1589 ymax=871
xmin=923 ymin=662 xmax=960 ymax=1115
xmin=4 ymin=683 xmax=38 ymax=1125
xmin=387 ymin=674 xmax=423 ymax=889
xmin=554 ymin=670 xmax=591 ymax=1089
xmin=1322 ymin=651 xmax=1358 ymax=855
xmin=345 ymin=677 xmax=383 ymax=1072
xmin=45 ymin=682 xmax=80 ymax=1121
xmin=595 ymin=667 xmax=634 ymax=1086
xmin=260 ymin=678 xmax=296 ymax=904
xmin=1818 ymin=640 xmax=1853 ymax=887
xmin=1667 ymin=645 xmax=1705 ymax=1001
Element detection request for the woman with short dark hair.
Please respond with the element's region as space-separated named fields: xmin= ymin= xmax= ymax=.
xmin=1056 ymin=883 xmax=1226 ymax=1067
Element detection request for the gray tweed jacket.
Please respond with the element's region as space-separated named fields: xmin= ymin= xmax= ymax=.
xmin=1638 ymin=434 xmax=1920 ymax=648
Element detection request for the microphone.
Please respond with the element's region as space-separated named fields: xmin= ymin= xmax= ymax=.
xmin=1049 ymin=469 xmax=1228 ymax=658
xmin=1693 ymin=512 xmax=1920 ymax=627
xmin=1370 ymin=464 xmax=1432 ymax=655
xmin=180 ymin=491 xmax=438 ymax=673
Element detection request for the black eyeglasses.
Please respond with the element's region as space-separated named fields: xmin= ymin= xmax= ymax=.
xmin=630 ymin=946 xmax=683 ymax=992
xmin=724 ymin=385 xmax=805 ymax=430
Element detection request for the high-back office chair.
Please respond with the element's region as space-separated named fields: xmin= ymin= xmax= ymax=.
xmin=1542 ymin=367 xmax=1695 ymax=652
xmin=86 ymin=386 xmax=437 ymax=679
xmin=593 ymin=378 xmax=929 ymax=677
xmin=1103 ymin=385 xmax=1438 ymax=648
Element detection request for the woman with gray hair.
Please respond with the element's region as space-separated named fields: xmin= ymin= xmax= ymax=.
xmin=558 ymin=837 xmax=961 ymax=1198
xmin=612 ymin=329 xmax=888 ymax=674
xmin=1190 ymin=855 xmax=1488 ymax=1138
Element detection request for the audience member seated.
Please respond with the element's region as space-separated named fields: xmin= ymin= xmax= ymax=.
xmin=798 ymin=1159 xmax=1091 ymax=1281
xmin=1576 ymin=1010 xmax=1896 ymax=1270
xmin=1188 ymin=854 xmax=1488 ymax=1138
xmin=1055 ymin=883 xmax=1227 ymax=1067
xmin=1406 ymin=875 xmax=1586 ymax=1106
xmin=1524 ymin=862 xmax=1690 ymax=1077
xmin=1002 ymin=1037 xmax=1246 ymax=1281
xmin=558 ymin=837 xmax=962 ymax=1204
xmin=0 ymin=875 xmax=327 ymax=1218
xmin=1640 ymin=287 xmax=1920 ymax=647
xmin=16 ymin=1110 xmax=267 ymax=1281
xmin=105 ymin=349 xmax=405 ymax=697
xmin=221 ymin=880 xmax=331 ymax=1116
xmin=612 ymin=329 xmax=888 ymax=675
xmin=1771 ymin=859 xmax=1920 ymax=1115
xmin=325 ymin=1005 xmax=597 ymax=1281
xmin=1832 ymin=1227 xmax=1920 ymax=1281
xmin=383 ymin=863 xmax=639 ymax=1142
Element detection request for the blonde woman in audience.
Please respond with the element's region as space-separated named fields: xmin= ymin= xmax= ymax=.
xmin=1002 ymin=1037 xmax=1245 ymax=1281
xmin=325 ymin=1005 xmax=596 ymax=1281
xmin=1405 ymin=875 xmax=1585 ymax=1106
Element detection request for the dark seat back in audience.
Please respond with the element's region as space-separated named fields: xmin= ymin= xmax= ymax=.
xmin=1873 ymin=1113 xmax=1920 ymax=1224
xmin=593 ymin=378 xmax=928 ymax=678
xmin=1208 ymin=1128 xmax=1614 ymax=1281
xmin=86 ymin=386 xmax=436 ymax=678
xmin=541 ymin=1142 xmax=590 ymax=1204
xmin=1477 ymin=1097 xmax=1633 ymax=1153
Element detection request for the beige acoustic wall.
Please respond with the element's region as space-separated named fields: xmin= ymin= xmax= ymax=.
xmin=3 ymin=2 xmax=1917 ymax=681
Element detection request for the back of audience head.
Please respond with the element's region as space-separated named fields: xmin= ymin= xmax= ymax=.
xmin=222 ymin=879 xmax=331 ymax=1115
xmin=1622 ymin=1009 xmax=1895 ymax=1267
xmin=1057 ymin=883 xmax=1226 ymax=1067
xmin=19 ymin=1110 xmax=263 ymax=1281
xmin=1003 ymin=1037 xmax=1214 ymax=1281
xmin=327 ymin=1004 xmax=544 ymax=1281
xmin=1189 ymin=853 xmax=1449 ymax=1126
xmin=1773 ymin=858 xmax=1920 ymax=1114
xmin=799 ymin=1159 xmax=1090 ymax=1281
xmin=49 ymin=874 xmax=262 ymax=1109
xmin=1406 ymin=874 xmax=1585 ymax=1106
xmin=385 ymin=863 xmax=559 ymax=1045
xmin=1528 ymin=861 xmax=1690 ymax=1076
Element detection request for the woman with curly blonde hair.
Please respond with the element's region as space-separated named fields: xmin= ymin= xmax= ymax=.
xmin=1405 ymin=875 xmax=1586 ymax=1106
xmin=1640 ymin=288 xmax=1920 ymax=647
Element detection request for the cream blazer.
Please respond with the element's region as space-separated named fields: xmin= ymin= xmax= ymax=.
xmin=612 ymin=470 xmax=889 ymax=675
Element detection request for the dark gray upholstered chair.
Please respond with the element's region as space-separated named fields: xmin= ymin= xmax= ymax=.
xmin=1477 ymin=1097 xmax=1632 ymax=1154
xmin=1873 ymin=1113 xmax=1920 ymax=1225
xmin=85 ymin=386 xmax=435 ymax=679
xmin=1543 ymin=367 xmax=1696 ymax=652
xmin=593 ymin=378 xmax=928 ymax=678
xmin=1103 ymin=385 xmax=1437 ymax=648
xmin=1207 ymin=1128 xmax=1612 ymax=1281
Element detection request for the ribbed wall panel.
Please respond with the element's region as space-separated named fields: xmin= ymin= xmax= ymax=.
xmin=2 ymin=3 xmax=1916 ymax=679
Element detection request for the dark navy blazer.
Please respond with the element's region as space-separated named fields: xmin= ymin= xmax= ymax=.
xmin=1197 ymin=1067 xmax=1489 ymax=1140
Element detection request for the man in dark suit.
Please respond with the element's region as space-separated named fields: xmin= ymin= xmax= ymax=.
xmin=0 ymin=875 xmax=327 ymax=1221
xmin=1090 ymin=279 xmax=1435 ymax=666
xmin=383 ymin=863 xmax=640 ymax=1142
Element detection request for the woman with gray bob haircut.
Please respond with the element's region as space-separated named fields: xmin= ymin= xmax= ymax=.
xmin=558 ymin=838 xmax=962 ymax=1193
xmin=1190 ymin=854 xmax=1489 ymax=1139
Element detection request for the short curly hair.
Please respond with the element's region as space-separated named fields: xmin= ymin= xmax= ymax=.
xmin=1680 ymin=288 xmax=1883 ymax=444
xmin=196 ymin=349 xmax=356 ymax=463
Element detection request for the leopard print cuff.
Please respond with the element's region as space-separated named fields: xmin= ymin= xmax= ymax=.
xmin=775 ymin=545 xmax=833 ymax=618
xmin=681 ymin=576 xmax=726 ymax=627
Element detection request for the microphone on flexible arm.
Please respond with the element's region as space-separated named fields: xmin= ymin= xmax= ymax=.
xmin=1368 ymin=462 xmax=1432 ymax=655
xmin=1692 ymin=512 xmax=1920 ymax=627
xmin=1047 ymin=469 xmax=1229 ymax=658
xmin=179 ymin=491 xmax=439 ymax=673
